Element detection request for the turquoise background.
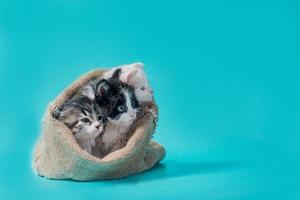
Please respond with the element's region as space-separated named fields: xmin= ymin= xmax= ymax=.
xmin=0 ymin=0 xmax=299 ymax=199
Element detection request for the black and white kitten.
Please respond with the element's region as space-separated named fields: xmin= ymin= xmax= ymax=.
xmin=81 ymin=69 xmax=139 ymax=156
xmin=57 ymin=96 xmax=107 ymax=155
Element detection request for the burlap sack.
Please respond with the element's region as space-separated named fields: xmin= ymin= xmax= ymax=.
xmin=32 ymin=68 xmax=165 ymax=181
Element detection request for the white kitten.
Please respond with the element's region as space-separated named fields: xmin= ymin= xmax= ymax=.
xmin=103 ymin=62 xmax=153 ymax=103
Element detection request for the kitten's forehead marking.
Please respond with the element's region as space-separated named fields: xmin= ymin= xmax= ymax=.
xmin=78 ymin=101 xmax=103 ymax=122
xmin=82 ymin=109 xmax=89 ymax=116
xmin=122 ymin=88 xmax=133 ymax=111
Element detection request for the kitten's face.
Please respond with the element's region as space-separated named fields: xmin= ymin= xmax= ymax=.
xmin=94 ymin=69 xmax=139 ymax=126
xmin=58 ymin=97 xmax=107 ymax=138
xmin=120 ymin=64 xmax=153 ymax=103
xmin=134 ymin=84 xmax=153 ymax=103
xmin=108 ymin=88 xmax=139 ymax=125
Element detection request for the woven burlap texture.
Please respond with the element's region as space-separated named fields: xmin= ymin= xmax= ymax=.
xmin=32 ymin=68 xmax=165 ymax=181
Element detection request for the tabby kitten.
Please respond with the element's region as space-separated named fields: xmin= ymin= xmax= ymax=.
xmin=57 ymin=96 xmax=107 ymax=155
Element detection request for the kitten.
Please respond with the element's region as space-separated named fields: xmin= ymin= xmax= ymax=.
xmin=103 ymin=63 xmax=153 ymax=103
xmin=57 ymin=96 xmax=107 ymax=155
xmin=81 ymin=69 xmax=139 ymax=157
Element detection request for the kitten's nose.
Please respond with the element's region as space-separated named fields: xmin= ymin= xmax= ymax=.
xmin=95 ymin=124 xmax=100 ymax=129
xmin=147 ymin=88 xmax=153 ymax=94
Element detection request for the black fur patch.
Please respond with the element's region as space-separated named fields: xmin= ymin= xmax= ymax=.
xmin=94 ymin=68 xmax=139 ymax=119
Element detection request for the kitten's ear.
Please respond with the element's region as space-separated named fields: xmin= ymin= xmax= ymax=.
xmin=96 ymin=79 xmax=111 ymax=98
xmin=125 ymin=69 xmax=138 ymax=84
xmin=111 ymin=68 xmax=122 ymax=80
xmin=81 ymin=85 xmax=95 ymax=100
xmin=133 ymin=62 xmax=144 ymax=69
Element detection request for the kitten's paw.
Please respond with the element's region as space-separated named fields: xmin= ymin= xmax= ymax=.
xmin=52 ymin=106 xmax=61 ymax=119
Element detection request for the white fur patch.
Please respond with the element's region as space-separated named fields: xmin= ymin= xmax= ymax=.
xmin=81 ymin=85 xmax=95 ymax=100
xmin=74 ymin=121 xmax=102 ymax=154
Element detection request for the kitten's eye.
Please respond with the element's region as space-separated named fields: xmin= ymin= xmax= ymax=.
xmin=132 ymin=100 xmax=137 ymax=108
xmin=117 ymin=105 xmax=126 ymax=112
xmin=140 ymin=86 xmax=145 ymax=91
xmin=80 ymin=118 xmax=91 ymax=123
